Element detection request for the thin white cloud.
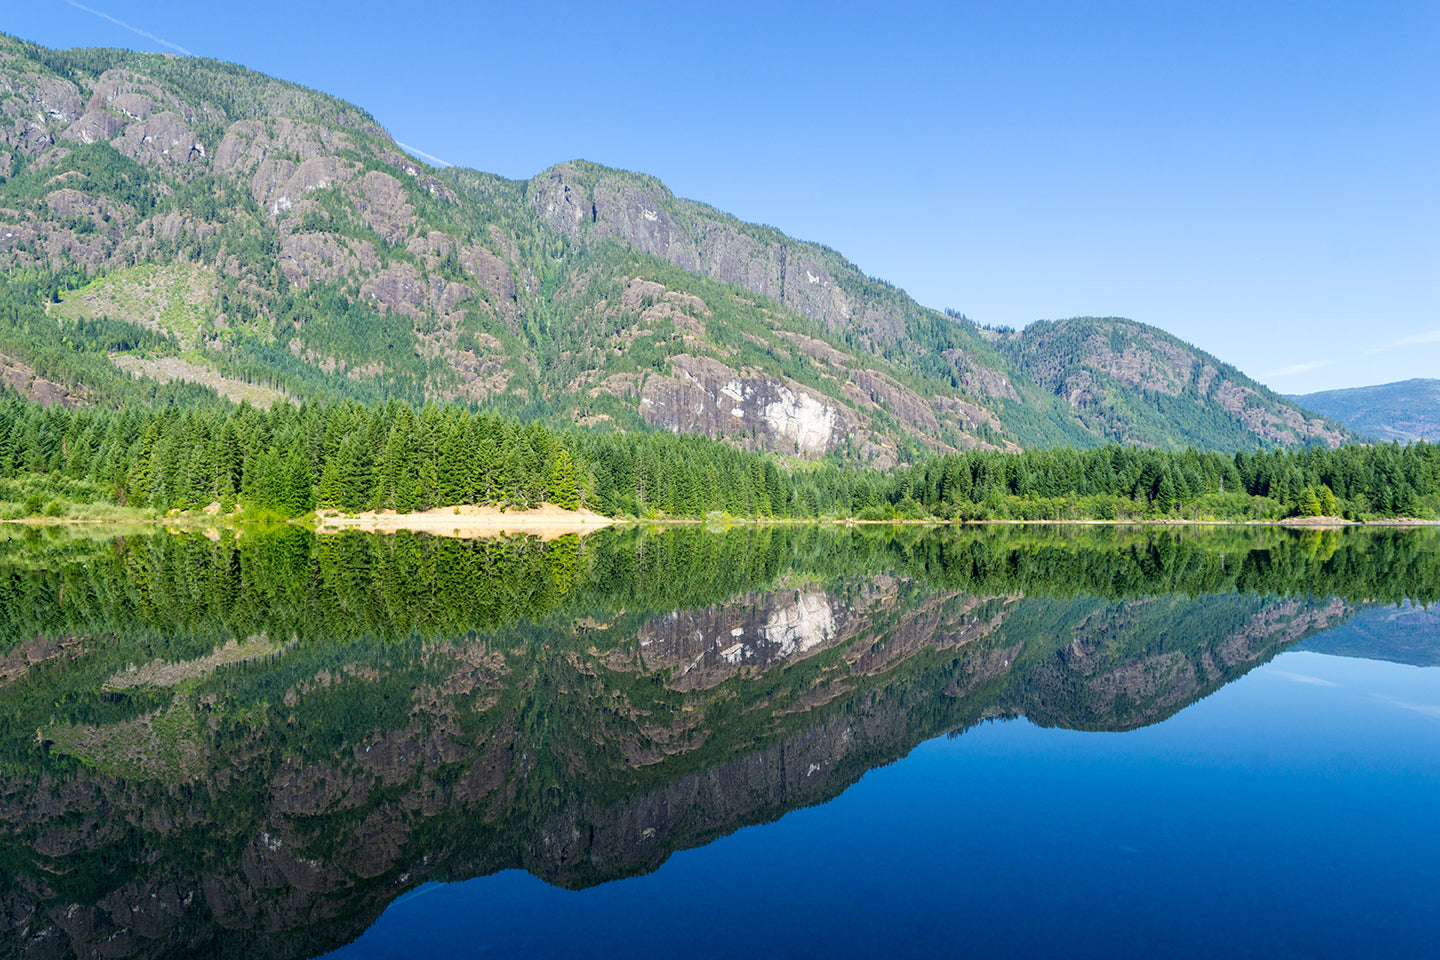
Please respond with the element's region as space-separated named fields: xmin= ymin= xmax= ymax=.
xmin=1266 ymin=669 xmax=1340 ymax=687
xmin=1262 ymin=361 xmax=1332 ymax=379
xmin=59 ymin=0 xmax=193 ymax=56
xmin=1366 ymin=329 xmax=1440 ymax=355
xmin=395 ymin=142 xmax=452 ymax=168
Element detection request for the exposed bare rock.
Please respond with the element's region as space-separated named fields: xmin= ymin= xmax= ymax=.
xmin=585 ymin=371 xmax=642 ymax=401
xmin=271 ymin=758 xmax=373 ymax=816
xmin=357 ymin=261 xmax=472 ymax=321
xmin=1 ymin=71 xmax=82 ymax=158
xmin=944 ymin=640 xmax=1026 ymax=698
xmin=0 ymin=352 xmax=82 ymax=407
xmin=1022 ymin=325 xmax=1196 ymax=400
xmin=942 ymin=347 xmax=1021 ymax=401
xmin=344 ymin=808 xmax=409 ymax=879
xmin=775 ymin=330 xmax=850 ymax=366
xmin=376 ymin=147 xmax=458 ymax=204
xmin=433 ymin=344 xmax=514 ymax=403
xmin=106 ymin=92 xmax=158 ymax=122
xmin=1217 ymin=597 xmax=1350 ymax=667
xmin=0 ymin=634 xmax=89 ymax=685
xmin=213 ymin=119 xmax=359 ymax=215
xmin=352 ymin=170 xmax=413 ymax=242
xmin=632 ymin=588 xmax=854 ymax=691
xmin=353 ymin=729 xmax=426 ymax=786
xmin=1196 ymin=362 xmax=1219 ymax=398
xmin=17 ymin=73 xmax=85 ymax=125
xmin=241 ymin=832 xmax=338 ymax=894
xmin=404 ymin=231 xmax=517 ymax=318
xmin=460 ymin=244 xmax=516 ymax=310
xmin=847 ymin=594 xmax=999 ymax=676
xmin=1212 ymin=380 xmax=1349 ymax=447
xmin=89 ymin=68 xmax=222 ymax=135
xmin=0 ymin=39 xmax=1354 ymax=455
xmin=98 ymin=881 xmax=193 ymax=942
xmin=840 ymin=366 xmax=1004 ymax=454
xmin=213 ymin=119 xmax=349 ymax=174
xmin=455 ymin=740 xmax=515 ymax=804
xmin=279 ymin=232 xmax=378 ymax=286
xmin=1 ymin=117 xmax=56 ymax=156
xmin=1089 ymin=650 xmax=1198 ymax=715
xmin=641 ymin=353 xmax=864 ymax=457
xmin=57 ymin=109 xmax=125 ymax=146
xmin=618 ymin=276 xmax=709 ymax=340
xmin=112 ymin=111 xmax=206 ymax=171
xmin=44 ymin=185 xmax=102 ymax=221
xmin=530 ymin=163 xmax=859 ymax=337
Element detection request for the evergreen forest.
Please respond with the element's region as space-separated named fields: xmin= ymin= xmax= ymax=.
xmin=1 ymin=388 xmax=1436 ymax=523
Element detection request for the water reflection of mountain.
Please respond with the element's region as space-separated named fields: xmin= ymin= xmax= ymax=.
xmin=0 ymin=525 xmax=1434 ymax=959
xmin=1297 ymin=602 xmax=1440 ymax=667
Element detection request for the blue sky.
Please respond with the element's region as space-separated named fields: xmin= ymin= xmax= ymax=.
xmin=7 ymin=1 xmax=1437 ymax=394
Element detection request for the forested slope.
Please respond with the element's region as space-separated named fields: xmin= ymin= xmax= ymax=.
xmin=1 ymin=35 xmax=1355 ymax=459
xmin=1290 ymin=378 xmax=1440 ymax=443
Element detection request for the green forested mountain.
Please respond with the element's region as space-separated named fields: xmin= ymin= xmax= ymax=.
xmin=1 ymin=35 xmax=1353 ymax=458
xmin=1290 ymin=378 xmax=1440 ymax=443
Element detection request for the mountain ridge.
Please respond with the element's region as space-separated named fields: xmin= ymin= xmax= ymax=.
xmin=1289 ymin=378 xmax=1440 ymax=444
xmin=0 ymin=35 xmax=1355 ymax=459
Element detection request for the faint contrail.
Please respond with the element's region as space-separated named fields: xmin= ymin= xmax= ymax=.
xmin=1366 ymin=328 xmax=1440 ymax=355
xmin=59 ymin=0 xmax=193 ymax=56
xmin=396 ymin=142 xmax=452 ymax=168
xmin=1262 ymin=360 xmax=1331 ymax=379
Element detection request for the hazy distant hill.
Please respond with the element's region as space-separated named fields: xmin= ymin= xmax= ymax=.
xmin=0 ymin=35 xmax=1355 ymax=459
xmin=1290 ymin=379 xmax=1440 ymax=443
xmin=1298 ymin=602 xmax=1440 ymax=667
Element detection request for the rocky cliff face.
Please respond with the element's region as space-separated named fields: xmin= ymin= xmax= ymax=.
xmin=530 ymin=163 xmax=858 ymax=340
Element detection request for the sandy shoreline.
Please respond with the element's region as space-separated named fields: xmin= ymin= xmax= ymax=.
xmin=314 ymin=503 xmax=615 ymax=540
xmin=2 ymin=511 xmax=1435 ymax=535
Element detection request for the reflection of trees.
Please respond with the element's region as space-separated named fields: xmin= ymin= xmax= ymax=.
xmin=0 ymin=525 xmax=1430 ymax=959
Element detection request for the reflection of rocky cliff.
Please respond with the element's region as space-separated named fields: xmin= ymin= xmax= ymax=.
xmin=0 ymin=559 xmax=1355 ymax=959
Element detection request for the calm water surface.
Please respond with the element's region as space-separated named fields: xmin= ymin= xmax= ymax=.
xmin=0 ymin=525 xmax=1435 ymax=959
xmin=330 ymin=650 xmax=1440 ymax=960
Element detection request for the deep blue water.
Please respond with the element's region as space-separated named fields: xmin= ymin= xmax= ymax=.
xmin=327 ymin=651 xmax=1440 ymax=959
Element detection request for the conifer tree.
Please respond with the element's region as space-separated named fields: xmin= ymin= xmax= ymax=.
xmin=547 ymin=448 xmax=581 ymax=510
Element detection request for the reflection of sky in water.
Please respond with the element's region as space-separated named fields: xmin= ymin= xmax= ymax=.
xmin=328 ymin=651 xmax=1440 ymax=960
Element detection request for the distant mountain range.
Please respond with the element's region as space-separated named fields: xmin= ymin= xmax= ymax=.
xmin=1290 ymin=379 xmax=1440 ymax=444
xmin=0 ymin=35 xmax=1355 ymax=460
xmin=1298 ymin=602 xmax=1440 ymax=667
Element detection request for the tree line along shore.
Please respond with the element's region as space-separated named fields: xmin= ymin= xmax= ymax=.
xmin=1 ymin=393 xmax=1437 ymax=525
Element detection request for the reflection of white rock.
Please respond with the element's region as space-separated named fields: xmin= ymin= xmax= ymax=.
xmin=762 ymin=591 xmax=835 ymax=657
xmin=762 ymin=388 xmax=837 ymax=455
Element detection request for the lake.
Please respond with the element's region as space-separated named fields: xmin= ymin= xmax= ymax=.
xmin=1 ymin=524 xmax=1436 ymax=958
